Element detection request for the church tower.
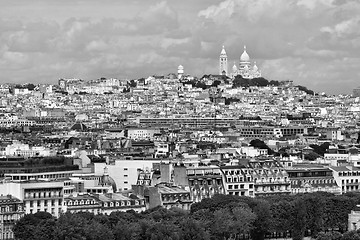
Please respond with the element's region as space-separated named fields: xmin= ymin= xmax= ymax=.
xmin=219 ymin=46 xmax=228 ymax=76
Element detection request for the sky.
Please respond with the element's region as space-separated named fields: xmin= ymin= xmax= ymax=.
xmin=1 ymin=0 xmax=360 ymax=94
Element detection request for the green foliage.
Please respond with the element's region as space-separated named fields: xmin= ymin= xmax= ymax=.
xmin=232 ymin=75 xmax=281 ymax=88
xmin=13 ymin=193 xmax=360 ymax=240
xmin=310 ymin=142 xmax=331 ymax=156
xmin=13 ymin=212 xmax=55 ymax=240
xmin=304 ymin=151 xmax=321 ymax=160
xmin=249 ymin=139 xmax=274 ymax=155
xmin=296 ymin=85 xmax=314 ymax=95
xmin=316 ymin=231 xmax=342 ymax=240
xmin=341 ymin=231 xmax=360 ymax=240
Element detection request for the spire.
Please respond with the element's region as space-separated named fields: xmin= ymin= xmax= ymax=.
xmin=244 ymin=45 xmax=246 ymax=51
xmin=232 ymin=61 xmax=238 ymax=72
xmin=220 ymin=45 xmax=227 ymax=55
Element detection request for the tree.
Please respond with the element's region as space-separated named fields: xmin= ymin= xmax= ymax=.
xmin=270 ymin=200 xmax=294 ymax=235
xmin=84 ymin=220 xmax=114 ymax=240
xmin=304 ymin=151 xmax=320 ymax=160
xmin=13 ymin=212 xmax=55 ymax=240
xmin=128 ymin=80 xmax=137 ymax=88
xmin=211 ymin=208 xmax=236 ymax=239
xmin=291 ymin=199 xmax=307 ymax=240
xmin=249 ymin=139 xmax=274 ymax=155
xmin=341 ymin=231 xmax=360 ymax=240
xmin=137 ymin=219 xmax=181 ymax=240
xmin=249 ymin=199 xmax=272 ymax=240
xmin=113 ymin=219 xmax=140 ymax=240
xmin=179 ymin=217 xmax=209 ymax=240
xmin=302 ymin=193 xmax=326 ymax=237
xmin=316 ymin=231 xmax=342 ymax=240
xmin=231 ymin=206 xmax=257 ymax=236
xmin=53 ymin=212 xmax=88 ymax=240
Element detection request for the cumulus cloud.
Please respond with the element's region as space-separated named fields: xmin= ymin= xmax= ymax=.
xmin=195 ymin=0 xmax=360 ymax=93
xmin=0 ymin=0 xmax=360 ymax=94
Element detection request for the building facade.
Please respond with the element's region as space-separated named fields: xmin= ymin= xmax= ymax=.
xmin=0 ymin=195 xmax=24 ymax=240
xmin=219 ymin=46 xmax=261 ymax=79
xmin=220 ymin=165 xmax=255 ymax=197
xmin=219 ymin=46 xmax=228 ymax=76
xmin=187 ymin=166 xmax=225 ymax=202
xmin=287 ymin=166 xmax=341 ymax=194
xmin=0 ymin=180 xmax=64 ymax=217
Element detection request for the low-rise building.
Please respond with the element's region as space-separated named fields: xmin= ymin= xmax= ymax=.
xmin=220 ymin=165 xmax=254 ymax=197
xmin=148 ymin=184 xmax=192 ymax=210
xmin=287 ymin=165 xmax=341 ymax=194
xmin=187 ymin=165 xmax=225 ymax=202
xmin=63 ymin=192 xmax=146 ymax=214
xmin=0 ymin=179 xmax=64 ymax=217
xmin=330 ymin=166 xmax=360 ymax=194
xmin=0 ymin=195 xmax=24 ymax=240
xmin=249 ymin=159 xmax=291 ymax=196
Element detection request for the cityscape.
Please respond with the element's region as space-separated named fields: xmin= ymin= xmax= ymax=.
xmin=1 ymin=1 xmax=360 ymax=240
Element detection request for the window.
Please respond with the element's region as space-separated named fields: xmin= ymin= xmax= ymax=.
xmin=124 ymin=168 xmax=128 ymax=171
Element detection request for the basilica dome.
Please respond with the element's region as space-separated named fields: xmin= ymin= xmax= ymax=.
xmin=253 ymin=62 xmax=258 ymax=71
xmin=232 ymin=63 xmax=238 ymax=72
xmin=240 ymin=46 xmax=250 ymax=62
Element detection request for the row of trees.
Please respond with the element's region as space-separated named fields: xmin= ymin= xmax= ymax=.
xmin=13 ymin=192 xmax=360 ymax=240
xmin=232 ymin=75 xmax=315 ymax=95
xmin=232 ymin=76 xmax=281 ymax=88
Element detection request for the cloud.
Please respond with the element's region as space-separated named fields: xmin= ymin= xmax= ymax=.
xmin=0 ymin=0 xmax=360 ymax=94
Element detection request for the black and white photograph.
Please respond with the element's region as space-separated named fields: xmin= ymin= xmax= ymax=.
xmin=1 ymin=0 xmax=360 ymax=239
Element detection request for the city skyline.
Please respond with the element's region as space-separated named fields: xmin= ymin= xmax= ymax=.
xmin=1 ymin=0 xmax=360 ymax=94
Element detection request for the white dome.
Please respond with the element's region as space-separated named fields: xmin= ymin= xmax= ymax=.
xmin=178 ymin=65 xmax=184 ymax=70
xmin=232 ymin=63 xmax=238 ymax=72
xmin=253 ymin=62 xmax=258 ymax=71
xmin=240 ymin=46 xmax=250 ymax=62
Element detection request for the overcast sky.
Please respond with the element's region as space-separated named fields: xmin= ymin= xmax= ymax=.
xmin=1 ymin=0 xmax=360 ymax=94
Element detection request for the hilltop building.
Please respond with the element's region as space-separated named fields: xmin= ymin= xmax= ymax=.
xmin=178 ymin=65 xmax=184 ymax=80
xmin=219 ymin=46 xmax=228 ymax=76
xmin=219 ymin=45 xmax=261 ymax=79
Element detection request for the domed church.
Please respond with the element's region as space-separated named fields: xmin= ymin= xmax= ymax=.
xmin=219 ymin=45 xmax=261 ymax=79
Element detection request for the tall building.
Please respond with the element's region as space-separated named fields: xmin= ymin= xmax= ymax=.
xmin=219 ymin=46 xmax=228 ymax=76
xmin=177 ymin=65 xmax=184 ymax=79
xmin=220 ymin=46 xmax=261 ymax=79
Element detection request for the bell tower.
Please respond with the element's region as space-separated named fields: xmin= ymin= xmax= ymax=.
xmin=219 ymin=46 xmax=228 ymax=76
